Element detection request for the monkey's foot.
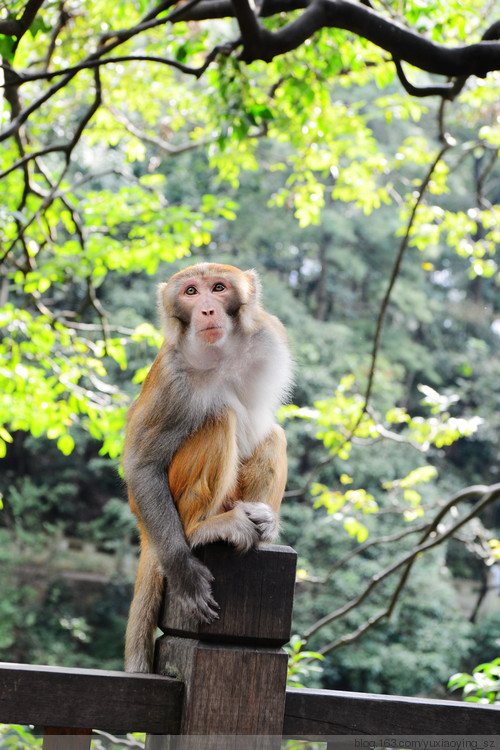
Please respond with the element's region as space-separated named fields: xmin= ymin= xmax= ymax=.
xmin=242 ymin=502 xmax=280 ymax=543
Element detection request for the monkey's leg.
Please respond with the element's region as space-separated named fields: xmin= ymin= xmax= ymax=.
xmin=169 ymin=409 xmax=239 ymax=521
xmin=239 ymin=424 xmax=287 ymax=511
xmin=236 ymin=423 xmax=288 ymax=541
xmin=124 ymin=527 xmax=164 ymax=673
xmin=169 ymin=410 xmax=265 ymax=552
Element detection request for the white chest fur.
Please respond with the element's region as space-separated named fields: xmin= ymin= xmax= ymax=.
xmin=183 ymin=327 xmax=292 ymax=460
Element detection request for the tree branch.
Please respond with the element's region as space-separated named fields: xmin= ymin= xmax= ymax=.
xmin=0 ymin=69 xmax=102 ymax=265
xmin=231 ymin=0 xmax=261 ymax=57
xmin=4 ymin=0 xmax=500 ymax=94
xmin=285 ymin=125 xmax=453 ymax=503
xmin=105 ymin=105 xmax=209 ymax=156
xmin=391 ymin=19 xmax=500 ymax=99
xmin=0 ymin=0 xmax=45 ymax=37
xmin=1 ymin=0 xmax=499 ymax=155
xmin=0 ymin=44 xmax=234 ymax=144
xmin=392 ymin=58 xmax=464 ymax=100
xmin=361 ymin=140 xmax=452 ymax=419
xmin=172 ymin=0 xmax=500 ymax=78
xmin=304 ymin=522 xmax=430 ymax=584
xmin=302 ymin=483 xmax=500 ymax=648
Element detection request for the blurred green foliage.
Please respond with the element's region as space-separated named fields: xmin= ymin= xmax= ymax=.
xmin=449 ymin=657 xmax=500 ymax=705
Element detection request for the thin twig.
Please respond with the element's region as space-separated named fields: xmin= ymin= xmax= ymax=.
xmin=302 ymin=483 xmax=500 ymax=648
xmin=285 ymin=128 xmax=453 ymax=501
xmin=106 ymin=105 xmax=208 ymax=156
xmin=1 ymin=68 xmax=101 ymax=265
xmin=306 ymin=522 xmax=430 ymax=584
xmin=0 ymin=53 xmax=217 ymax=88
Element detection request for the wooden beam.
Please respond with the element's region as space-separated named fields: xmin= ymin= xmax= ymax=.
xmin=0 ymin=663 xmax=183 ymax=734
xmin=283 ymin=686 xmax=500 ymax=736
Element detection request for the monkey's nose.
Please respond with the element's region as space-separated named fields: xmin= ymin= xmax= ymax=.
xmin=202 ymin=308 xmax=215 ymax=316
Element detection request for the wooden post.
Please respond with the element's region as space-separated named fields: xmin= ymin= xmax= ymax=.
xmin=148 ymin=543 xmax=296 ymax=750
xmin=43 ymin=727 xmax=92 ymax=750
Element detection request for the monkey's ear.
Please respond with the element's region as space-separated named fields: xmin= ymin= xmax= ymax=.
xmin=158 ymin=282 xmax=183 ymax=347
xmin=244 ymin=269 xmax=262 ymax=305
xmin=238 ymin=269 xmax=265 ymax=334
xmin=157 ymin=282 xmax=169 ymax=325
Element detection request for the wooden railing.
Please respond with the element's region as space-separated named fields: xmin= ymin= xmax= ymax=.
xmin=0 ymin=544 xmax=498 ymax=748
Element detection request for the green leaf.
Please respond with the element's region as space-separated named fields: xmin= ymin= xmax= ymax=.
xmin=399 ymin=466 xmax=438 ymax=488
xmin=344 ymin=517 xmax=369 ymax=542
xmin=0 ymin=36 xmax=16 ymax=63
xmin=404 ymin=489 xmax=421 ymax=506
xmin=57 ymin=434 xmax=75 ymax=455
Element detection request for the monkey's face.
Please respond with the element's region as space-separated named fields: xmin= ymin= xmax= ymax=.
xmin=179 ymin=274 xmax=235 ymax=346
xmin=159 ymin=263 xmax=262 ymax=354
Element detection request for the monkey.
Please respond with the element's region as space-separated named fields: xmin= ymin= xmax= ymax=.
xmin=122 ymin=262 xmax=293 ymax=673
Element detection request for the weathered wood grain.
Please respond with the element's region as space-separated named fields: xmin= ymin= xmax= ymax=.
xmin=155 ymin=637 xmax=288 ymax=735
xmin=0 ymin=662 xmax=183 ymax=733
xmin=42 ymin=727 xmax=92 ymax=750
xmin=159 ymin=543 xmax=297 ymax=646
xmin=283 ymin=686 xmax=500 ymax=736
xmin=151 ymin=544 xmax=297 ymax=748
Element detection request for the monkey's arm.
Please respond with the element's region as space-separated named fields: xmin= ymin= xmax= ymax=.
xmin=127 ymin=460 xmax=219 ymax=622
xmin=123 ymin=372 xmax=219 ymax=624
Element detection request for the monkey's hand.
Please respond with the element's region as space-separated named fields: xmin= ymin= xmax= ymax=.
xmin=242 ymin=502 xmax=280 ymax=543
xmin=171 ymin=554 xmax=220 ymax=623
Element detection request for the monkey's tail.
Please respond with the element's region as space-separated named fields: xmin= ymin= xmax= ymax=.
xmin=124 ymin=543 xmax=164 ymax=673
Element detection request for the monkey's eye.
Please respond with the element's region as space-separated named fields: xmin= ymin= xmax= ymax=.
xmin=184 ymin=286 xmax=198 ymax=295
xmin=212 ymin=283 xmax=226 ymax=292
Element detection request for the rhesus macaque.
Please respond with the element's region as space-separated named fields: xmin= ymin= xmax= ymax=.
xmin=123 ymin=262 xmax=292 ymax=673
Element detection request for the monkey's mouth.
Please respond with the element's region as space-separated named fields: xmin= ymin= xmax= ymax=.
xmin=197 ymin=325 xmax=225 ymax=344
xmin=198 ymin=325 xmax=222 ymax=333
